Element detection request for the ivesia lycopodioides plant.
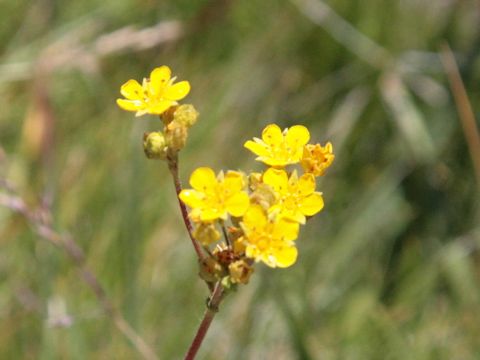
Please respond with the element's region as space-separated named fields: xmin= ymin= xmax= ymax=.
xmin=117 ymin=65 xmax=335 ymax=360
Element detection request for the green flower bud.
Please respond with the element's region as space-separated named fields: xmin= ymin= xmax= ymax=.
xmin=143 ymin=131 xmax=167 ymax=160
xmin=173 ymin=104 xmax=199 ymax=128
xmin=165 ymin=121 xmax=188 ymax=153
xmin=193 ymin=222 xmax=221 ymax=246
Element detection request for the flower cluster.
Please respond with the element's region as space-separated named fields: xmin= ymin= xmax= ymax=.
xmin=180 ymin=123 xmax=334 ymax=285
xmin=117 ymin=66 xmax=334 ymax=288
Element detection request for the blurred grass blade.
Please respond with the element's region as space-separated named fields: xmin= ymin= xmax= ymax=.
xmin=380 ymin=72 xmax=436 ymax=163
xmin=326 ymin=85 xmax=371 ymax=153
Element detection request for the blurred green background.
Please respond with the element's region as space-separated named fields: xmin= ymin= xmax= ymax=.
xmin=1 ymin=0 xmax=480 ymax=359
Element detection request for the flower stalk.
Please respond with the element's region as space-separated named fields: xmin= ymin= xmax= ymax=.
xmin=167 ymin=154 xmax=206 ymax=262
xmin=184 ymin=282 xmax=225 ymax=360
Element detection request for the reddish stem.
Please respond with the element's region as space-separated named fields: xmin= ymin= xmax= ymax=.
xmin=167 ymin=154 xmax=205 ymax=261
xmin=184 ymin=283 xmax=224 ymax=360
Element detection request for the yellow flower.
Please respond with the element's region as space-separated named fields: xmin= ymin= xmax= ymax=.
xmin=244 ymin=124 xmax=310 ymax=167
xmin=117 ymin=66 xmax=190 ymax=117
xmin=263 ymin=168 xmax=324 ymax=224
xmin=301 ymin=142 xmax=335 ymax=177
xmin=179 ymin=167 xmax=250 ymax=222
xmin=240 ymin=205 xmax=299 ymax=268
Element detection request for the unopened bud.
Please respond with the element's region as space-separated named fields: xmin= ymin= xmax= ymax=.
xmin=165 ymin=121 xmax=188 ymax=152
xmin=174 ymin=104 xmax=199 ymax=128
xmin=143 ymin=131 xmax=167 ymax=160
xmin=250 ymin=183 xmax=277 ymax=210
xmin=248 ymin=172 xmax=262 ymax=191
xmin=233 ymin=238 xmax=246 ymax=255
xmin=229 ymin=259 xmax=254 ymax=284
xmin=198 ymin=257 xmax=224 ymax=283
xmin=193 ymin=222 xmax=221 ymax=246
xmin=300 ymin=142 xmax=335 ymax=177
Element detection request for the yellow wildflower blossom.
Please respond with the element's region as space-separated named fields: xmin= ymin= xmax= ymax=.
xmin=244 ymin=124 xmax=310 ymax=167
xmin=117 ymin=65 xmax=190 ymax=117
xmin=179 ymin=167 xmax=250 ymax=222
xmin=301 ymin=142 xmax=335 ymax=177
xmin=263 ymin=168 xmax=324 ymax=224
xmin=240 ymin=205 xmax=299 ymax=268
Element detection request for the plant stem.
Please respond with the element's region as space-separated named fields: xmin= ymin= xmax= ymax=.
xmin=184 ymin=282 xmax=224 ymax=360
xmin=167 ymin=154 xmax=205 ymax=262
xmin=219 ymin=220 xmax=231 ymax=248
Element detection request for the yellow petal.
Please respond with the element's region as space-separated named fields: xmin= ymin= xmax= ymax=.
xmin=273 ymin=219 xmax=299 ymax=241
xmin=261 ymin=124 xmax=283 ymax=145
xmin=150 ymin=66 xmax=172 ymax=94
xmin=223 ymin=171 xmax=246 ymax=193
xmin=274 ymin=245 xmax=298 ymax=268
xmin=300 ymin=192 xmax=324 ymax=216
xmin=148 ymin=100 xmax=175 ymax=115
xmin=225 ymin=192 xmax=250 ymax=217
xmin=244 ymin=140 xmax=269 ymax=158
xmin=245 ymin=244 xmax=259 ymax=261
xmin=242 ymin=205 xmax=267 ymax=230
xmin=200 ymin=208 xmax=225 ymax=222
xmin=297 ymin=173 xmax=316 ymax=196
xmin=120 ymin=79 xmax=144 ymax=100
xmin=282 ymin=209 xmax=306 ymax=225
xmin=190 ymin=167 xmax=217 ymax=193
xmin=178 ymin=189 xmax=205 ymax=208
xmin=164 ymin=81 xmax=191 ymax=100
xmin=116 ymin=98 xmax=143 ymax=112
xmin=263 ymin=168 xmax=288 ymax=194
xmin=285 ymin=125 xmax=310 ymax=147
xmin=263 ymin=158 xmax=290 ymax=167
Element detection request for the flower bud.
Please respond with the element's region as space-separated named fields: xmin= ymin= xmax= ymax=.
xmin=174 ymin=104 xmax=199 ymax=128
xmin=165 ymin=121 xmax=188 ymax=153
xmin=229 ymin=259 xmax=254 ymax=284
xmin=193 ymin=222 xmax=221 ymax=246
xmin=300 ymin=142 xmax=334 ymax=177
xmin=233 ymin=238 xmax=246 ymax=254
xmin=249 ymin=183 xmax=277 ymax=210
xmin=198 ymin=257 xmax=224 ymax=283
xmin=143 ymin=131 xmax=167 ymax=159
xmin=248 ymin=172 xmax=262 ymax=191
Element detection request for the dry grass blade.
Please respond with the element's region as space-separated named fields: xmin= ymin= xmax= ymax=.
xmin=440 ymin=43 xmax=480 ymax=187
xmin=0 ymin=20 xmax=183 ymax=83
